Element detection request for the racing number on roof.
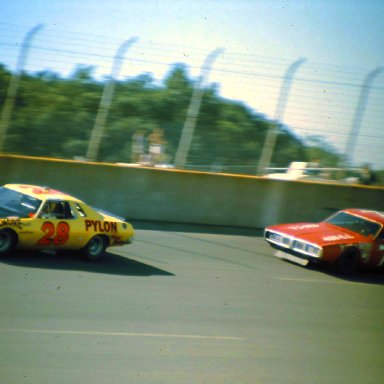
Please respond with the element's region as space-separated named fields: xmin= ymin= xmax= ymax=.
xmin=37 ymin=221 xmax=70 ymax=246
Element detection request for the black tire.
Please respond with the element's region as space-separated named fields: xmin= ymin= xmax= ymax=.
xmin=335 ymin=250 xmax=359 ymax=275
xmin=82 ymin=235 xmax=107 ymax=261
xmin=0 ymin=229 xmax=17 ymax=256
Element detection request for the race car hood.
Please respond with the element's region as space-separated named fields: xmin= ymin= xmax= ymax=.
xmin=266 ymin=222 xmax=370 ymax=246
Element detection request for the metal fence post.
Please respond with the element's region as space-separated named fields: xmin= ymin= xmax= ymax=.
xmin=174 ymin=48 xmax=224 ymax=169
xmin=0 ymin=24 xmax=44 ymax=153
xmin=345 ymin=67 xmax=383 ymax=165
xmin=257 ymin=58 xmax=306 ymax=174
xmin=86 ymin=37 xmax=138 ymax=162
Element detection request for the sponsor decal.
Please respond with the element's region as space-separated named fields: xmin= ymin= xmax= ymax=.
xmin=85 ymin=220 xmax=118 ymax=234
xmin=0 ymin=218 xmax=22 ymax=230
xmin=111 ymin=235 xmax=124 ymax=244
xmin=322 ymin=234 xmax=354 ymax=242
xmin=287 ymin=224 xmax=320 ymax=230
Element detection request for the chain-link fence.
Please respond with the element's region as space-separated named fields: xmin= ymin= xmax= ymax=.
xmin=0 ymin=23 xmax=383 ymax=185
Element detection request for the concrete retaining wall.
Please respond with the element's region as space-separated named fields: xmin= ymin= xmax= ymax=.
xmin=1 ymin=154 xmax=383 ymax=228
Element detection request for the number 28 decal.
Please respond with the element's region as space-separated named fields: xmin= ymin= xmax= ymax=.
xmin=37 ymin=221 xmax=70 ymax=246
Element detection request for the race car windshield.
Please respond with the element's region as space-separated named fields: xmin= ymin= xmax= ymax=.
xmin=324 ymin=211 xmax=381 ymax=238
xmin=0 ymin=186 xmax=42 ymax=218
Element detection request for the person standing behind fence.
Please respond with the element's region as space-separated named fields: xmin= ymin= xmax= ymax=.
xmin=131 ymin=128 xmax=146 ymax=163
xmin=359 ymin=164 xmax=377 ymax=185
xmin=147 ymin=128 xmax=166 ymax=165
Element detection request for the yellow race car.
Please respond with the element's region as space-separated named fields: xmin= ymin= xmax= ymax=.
xmin=0 ymin=184 xmax=134 ymax=261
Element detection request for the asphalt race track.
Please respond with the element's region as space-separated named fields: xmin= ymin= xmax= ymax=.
xmin=1 ymin=222 xmax=383 ymax=384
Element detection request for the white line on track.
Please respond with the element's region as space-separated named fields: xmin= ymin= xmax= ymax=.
xmin=0 ymin=329 xmax=244 ymax=341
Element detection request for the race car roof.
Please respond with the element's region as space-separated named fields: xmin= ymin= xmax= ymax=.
xmin=343 ymin=208 xmax=384 ymax=226
xmin=4 ymin=184 xmax=83 ymax=203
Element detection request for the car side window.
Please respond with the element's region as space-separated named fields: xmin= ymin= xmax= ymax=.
xmin=74 ymin=203 xmax=87 ymax=217
xmin=377 ymin=230 xmax=384 ymax=241
xmin=40 ymin=200 xmax=74 ymax=219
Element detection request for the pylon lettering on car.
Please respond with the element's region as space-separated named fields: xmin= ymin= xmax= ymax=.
xmin=84 ymin=219 xmax=118 ymax=234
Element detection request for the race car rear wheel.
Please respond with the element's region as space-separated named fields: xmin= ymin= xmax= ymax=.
xmin=335 ymin=250 xmax=359 ymax=275
xmin=0 ymin=229 xmax=17 ymax=256
xmin=82 ymin=235 xmax=107 ymax=261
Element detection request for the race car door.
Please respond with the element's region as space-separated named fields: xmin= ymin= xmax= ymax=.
xmin=34 ymin=200 xmax=84 ymax=250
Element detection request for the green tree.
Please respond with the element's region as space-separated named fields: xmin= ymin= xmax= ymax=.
xmin=0 ymin=61 xmax=343 ymax=173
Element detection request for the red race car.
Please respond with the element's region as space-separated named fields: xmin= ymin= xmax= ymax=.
xmin=264 ymin=209 xmax=384 ymax=274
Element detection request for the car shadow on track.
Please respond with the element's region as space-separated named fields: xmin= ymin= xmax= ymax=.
xmin=0 ymin=251 xmax=174 ymax=277
xmin=304 ymin=261 xmax=384 ymax=285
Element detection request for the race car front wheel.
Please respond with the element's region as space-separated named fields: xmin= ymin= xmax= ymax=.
xmin=0 ymin=229 xmax=17 ymax=256
xmin=82 ymin=235 xmax=107 ymax=261
xmin=335 ymin=250 xmax=359 ymax=275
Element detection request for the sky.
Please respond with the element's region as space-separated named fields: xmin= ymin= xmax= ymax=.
xmin=1 ymin=0 xmax=384 ymax=168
